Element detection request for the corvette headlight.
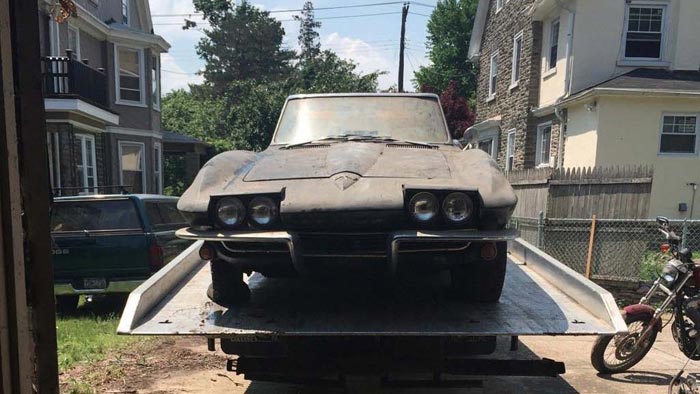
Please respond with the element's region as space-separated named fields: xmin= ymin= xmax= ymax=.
xmin=249 ymin=196 xmax=278 ymax=226
xmin=442 ymin=192 xmax=473 ymax=223
xmin=216 ymin=197 xmax=246 ymax=227
xmin=409 ymin=192 xmax=439 ymax=222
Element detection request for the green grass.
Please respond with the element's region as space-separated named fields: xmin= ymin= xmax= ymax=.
xmin=640 ymin=250 xmax=700 ymax=282
xmin=56 ymin=297 xmax=148 ymax=373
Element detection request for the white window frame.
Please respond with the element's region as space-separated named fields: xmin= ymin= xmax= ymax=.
xmin=122 ymin=0 xmax=129 ymax=25
xmin=478 ymin=128 xmax=500 ymax=159
xmin=47 ymin=132 xmax=61 ymax=191
xmin=506 ymin=129 xmax=516 ymax=172
xmin=154 ymin=142 xmax=163 ymax=194
xmin=118 ymin=141 xmax=147 ymax=193
xmin=510 ymin=31 xmax=523 ymax=89
xmin=495 ymin=0 xmax=504 ymax=12
xmin=152 ymin=54 xmax=161 ymax=110
xmin=48 ymin=18 xmax=60 ymax=56
xmin=76 ymin=134 xmax=98 ymax=194
xmin=622 ymin=3 xmax=667 ymax=62
xmin=114 ymin=45 xmax=146 ymax=107
xmin=545 ymin=18 xmax=560 ymax=75
xmin=658 ymin=113 xmax=700 ymax=156
xmin=67 ymin=25 xmax=80 ymax=59
xmin=488 ymin=52 xmax=498 ymax=102
xmin=536 ymin=122 xmax=553 ymax=167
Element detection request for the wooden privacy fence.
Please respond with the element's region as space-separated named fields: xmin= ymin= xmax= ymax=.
xmin=507 ymin=165 xmax=654 ymax=219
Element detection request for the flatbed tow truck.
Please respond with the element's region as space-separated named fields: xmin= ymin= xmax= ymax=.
xmin=118 ymin=238 xmax=626 ymax=389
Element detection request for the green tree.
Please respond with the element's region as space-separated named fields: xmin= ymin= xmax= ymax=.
xmin=191 ymin=0 xmax=295 ymax=91
xmin=413 ymin=0 xmax=478 ymax=98
xmin=293 ymin=1 xmax=321 ymax=62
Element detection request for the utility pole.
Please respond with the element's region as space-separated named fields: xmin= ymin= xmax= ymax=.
xmin=398 ymin=2 xmax=409 ymax=92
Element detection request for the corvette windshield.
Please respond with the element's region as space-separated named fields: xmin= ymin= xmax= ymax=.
xmin=273 ymin=96 xmax=450 ymax=145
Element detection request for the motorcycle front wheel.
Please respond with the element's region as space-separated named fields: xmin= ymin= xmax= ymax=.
xmin=590 ymin=314 xmax=658 ymax=374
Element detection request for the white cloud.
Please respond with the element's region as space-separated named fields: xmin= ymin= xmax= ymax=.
xmin=323 ymin=33 xmax=396 ymax=89
xmin=160 ymin=52 xmax=204 ymax=92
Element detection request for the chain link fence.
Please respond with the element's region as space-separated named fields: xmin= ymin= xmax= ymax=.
xmin=510 ymin=216 xmax=700 ymax=282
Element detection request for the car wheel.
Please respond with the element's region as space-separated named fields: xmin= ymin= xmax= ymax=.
xmin=56 ymin=295 xmax=79 ymax=314
xmin=450 ymin=242 xmax=507 ymax=302
xmin=208 ymin=259 xmax=251 ymax=307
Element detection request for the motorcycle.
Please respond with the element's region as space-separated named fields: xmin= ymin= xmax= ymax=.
xmin=590 ymin=216 xmax=699 ymax=374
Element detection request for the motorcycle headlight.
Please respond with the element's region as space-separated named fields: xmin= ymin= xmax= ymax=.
xmin=408 ymin=192 xmax=439 ymax=222
xmin=661 ymin=262 xmax=680 ymax=286
xmin=442 ymin=192 xmax=474 ymax=223
xmin=249 ymin=196 xmax=278 ymax=226
xmin=662 ymin=273 xmax=676 ymax=286
xmin=216 ymin=197 xmax=246 ymax=227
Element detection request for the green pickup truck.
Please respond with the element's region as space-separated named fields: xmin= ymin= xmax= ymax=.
xmin=51 ymin=194 xmax=191 ymax=312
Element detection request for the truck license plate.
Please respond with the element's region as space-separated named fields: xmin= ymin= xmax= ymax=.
xmin=83 ymin=278 xmax=107 ymax=289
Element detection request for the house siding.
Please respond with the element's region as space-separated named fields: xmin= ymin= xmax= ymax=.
xmin=79 ymin=31 xmax=105 ymax=69
xmin=475 ymin=0 xmax=542 ymax=170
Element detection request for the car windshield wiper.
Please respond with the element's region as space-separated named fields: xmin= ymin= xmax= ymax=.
xmin=281 ymin=136 xmax=350 ymax=149
xmin=343 ymin=135 xmax=439 ymax=148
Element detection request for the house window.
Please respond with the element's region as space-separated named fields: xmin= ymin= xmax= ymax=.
xmin=152 ymin=55 xmax=161 ymax=109
xmin=536 ymin=123 xmax=552 ymax=167
xmin=67 ymin=26 xmax=80 ymax=59
xmin=511 ymin=31 xmax=523 ymax=88
xmin=624 ymin=5 xmax=665 ymax=59
xmin=660 ymin=115 xmax=698 ymax=154
xmin=154 ymin=142 xmax=163 ymax=194
xmin=478 ymin=129 xmax=499 ymax=159
xmin=506 ymin=130 xmax=516 ymax=171
xmin=488 ymin=52 xmax=498 ymax=100
xmin=47 ymin=132 xmax=61 ymax=192
xmin=547 ymin=18 xmax=560 ymax=70
xmin=122 ymin=0 xmax=129 ymax=25
xmin=116 ymin=46 xmax=144 ymax=104
xmin=76 ymin=134 xmax=98 ymax=194
xmin=479 ymin=138 xmax=495 ymax=157
xmin=495 ymin=0 xmax=503 ymax=12
xmin=119 ymin=141 xmax=146 ymax=193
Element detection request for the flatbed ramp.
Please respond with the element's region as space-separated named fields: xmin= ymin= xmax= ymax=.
xmin=118 ymin=239 xmax=626 ymax=337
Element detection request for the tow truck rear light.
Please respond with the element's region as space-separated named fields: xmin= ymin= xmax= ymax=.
xmin=149 ymin=243 xmax=164 ymax=272
xmin=481 ymin=242 xmax=498 ymax=261
xmin=199 ymin=243 xmax=216 ymax=261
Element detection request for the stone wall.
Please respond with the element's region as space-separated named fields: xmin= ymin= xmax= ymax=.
xmin=475 ymin=0 xmax=541 ymax=170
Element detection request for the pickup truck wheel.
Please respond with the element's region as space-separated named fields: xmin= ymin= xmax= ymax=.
xmin=56 ymin=295 xmax=79 ymax=314
xmin=207 ymin=259 xmax=250 ymax=307
xmin=450 ymin=242 xmax=507 ymax=302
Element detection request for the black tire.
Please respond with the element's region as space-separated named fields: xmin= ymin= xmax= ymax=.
xmin=450 ymin=242 xmax=507 ymax=302
xmin=207 ymin=259 xmax=251 ymax=307
xmin=590 ymin=314 xmax=658 ymax=374
xmin=56 ymin=295 xmax=79 ymax=314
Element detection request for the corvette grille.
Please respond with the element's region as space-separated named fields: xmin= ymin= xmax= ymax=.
xmin=299 ymin=233 xmax=388 ymax=257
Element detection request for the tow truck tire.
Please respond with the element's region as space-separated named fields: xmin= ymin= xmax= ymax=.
xmin=450 ymin=242 xmax=507 ymax=302
xmin=56 ymin=295 xmax=79 ymax=314
xmin=207 ymin=259 xmax=250 ymax=307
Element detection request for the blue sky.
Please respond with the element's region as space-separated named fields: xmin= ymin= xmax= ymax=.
xmin=150 ymin=0 xmax=438 ymax=93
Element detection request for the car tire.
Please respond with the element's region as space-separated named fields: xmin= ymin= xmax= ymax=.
xmin=207 ymin=259 xmax=251 ymax=307
xmin=450 ymin=242 xmax=507 ymax=302
xmin=56 ymin=295 xmax=79 ymax=314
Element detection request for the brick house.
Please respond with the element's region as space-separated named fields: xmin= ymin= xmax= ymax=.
xmin=39 ymin=0 xmax=176 ymax=196
xmin=468 ymin=0 xmax=700 ymax=218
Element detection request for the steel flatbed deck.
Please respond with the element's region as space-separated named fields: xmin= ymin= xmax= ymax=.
xmin=118 ymin=239 xmax=626 ymax=337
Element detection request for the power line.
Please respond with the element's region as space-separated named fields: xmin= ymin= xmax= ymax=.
xmin=161 ymin=69 xmax=200 ymax=75
xmin=151 ymin=1 xmax=435 ymax=17
xmin=409 ymin=11 xmax=431 ymax=17
xmin=153 ymin=11 xmax=403 ymax=26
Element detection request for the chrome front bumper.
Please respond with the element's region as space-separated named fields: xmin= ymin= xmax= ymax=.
xmin=54 ymin=279 xmax=144 ymax=296
xmin=176 ymin=228 xmax=519 ymax=273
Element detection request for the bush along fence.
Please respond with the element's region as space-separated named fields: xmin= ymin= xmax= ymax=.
xmin=510 ymin=215 xmax=700 ymax=284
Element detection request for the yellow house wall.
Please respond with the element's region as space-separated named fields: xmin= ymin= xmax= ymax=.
xmin=569 ymin=96 xmax=700 ymax=219
xmin=562 ymin=102 xmax=598 ymax=168
xmin=538 ymin=8 xmax=573 ymax=108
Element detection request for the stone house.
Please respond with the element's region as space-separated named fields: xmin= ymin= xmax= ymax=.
xmin=39 ymin=0 xmax=205 ymax=196
xmin=468 ymin=0 xmax=700 ymax=218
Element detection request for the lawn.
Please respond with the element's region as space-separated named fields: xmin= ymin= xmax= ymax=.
xmin=56 ymin=297 xmax=149 ymax=371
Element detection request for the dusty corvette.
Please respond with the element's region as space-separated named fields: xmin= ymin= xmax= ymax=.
xmin=176 ymin=93 xmax=518 ymax=306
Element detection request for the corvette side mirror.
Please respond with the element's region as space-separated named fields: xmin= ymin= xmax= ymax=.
xmin=452 ymin=139 xmax=463 ymax=149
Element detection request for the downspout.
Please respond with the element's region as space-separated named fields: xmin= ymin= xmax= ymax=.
xmin=554 ymin=0 xmax=575 ymax=168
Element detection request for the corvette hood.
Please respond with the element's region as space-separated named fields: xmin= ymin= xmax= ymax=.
xmin=243 ymin=143 xmax=451 ymax=181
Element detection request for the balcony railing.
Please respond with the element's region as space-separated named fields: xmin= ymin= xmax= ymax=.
xmin=42 ymin=54 xmax=108 ymax=107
